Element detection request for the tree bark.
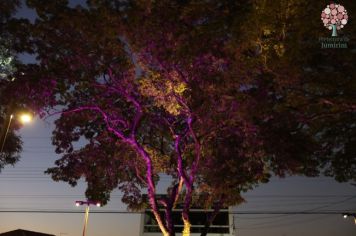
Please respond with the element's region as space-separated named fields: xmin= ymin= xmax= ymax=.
xmin=200 ymin=195 xmax=225 ymax=236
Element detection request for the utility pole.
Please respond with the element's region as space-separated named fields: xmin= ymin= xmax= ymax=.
xmin=75 ymin=200 xmax=101 ymax=236
xmin=0 ymin=101 xmax=14 ymax=153
xmin=0 ymin=113 xmax=13 ymax=152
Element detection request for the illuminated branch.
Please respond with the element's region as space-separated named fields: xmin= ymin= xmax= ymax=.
xmin=173 ymin=177 xmax=184 ymax=209
xmin=187 ymin=116 xmax=201 ymax=185
xmin=174 ymin=134 xmax=189 ymax=185
xmin=172 ymin=65 xmax=189 ymax=84
xmin=134 ymin=165 xmax=147 ymax=185
xmin=106 ymin=68 xmax=143 ymax=136
xmin=59 ymin=105 xmax=168 ymax=235
xmin=129 ymin=139 xmax=169 ymax=236
xmin=181 ymin=116 xmax=202 ymax=236
xmin=60 ymin=106 xmax=127 ymax=140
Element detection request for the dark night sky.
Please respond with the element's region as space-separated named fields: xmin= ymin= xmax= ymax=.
xmin=0 ymin=1 xmax=355 ymax=236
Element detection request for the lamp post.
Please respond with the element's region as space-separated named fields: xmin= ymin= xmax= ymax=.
xmin=75 ymin=200 xmax=101 ymax=236
xmin=342 ymin=213 xmax=356 ymax=225
xmin=0 ymin=112 xmax=32 ymax=153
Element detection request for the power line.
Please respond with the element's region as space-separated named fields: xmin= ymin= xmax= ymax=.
xmin=233 ymin=196 xmax=356 ymax=229
xmin=0 ymin=210 xmax=352 ymax=214
xmin=236 ymin=214 xmax=336 ymax=230
xmin=0 ymin=194 xmax=353 ymax=198
xmin=21 ymin=136 xmax=52 ymax=139
xmin=234 ymin=214 xmax=287 ymax=220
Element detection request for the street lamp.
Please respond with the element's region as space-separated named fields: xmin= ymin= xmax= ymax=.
xmin=342 ymin=213 xmax=356 ymax=224
xmin=19 ymin=113 xmax=32 ymax=124
xmin=0 ymin=112 xmax=33 ymax=153
xmin=75 ymin=200 xmax=101 ymax=236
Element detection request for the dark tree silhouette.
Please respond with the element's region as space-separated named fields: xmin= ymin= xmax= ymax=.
xmin=0 ymin=0 xmax=24 ymax=171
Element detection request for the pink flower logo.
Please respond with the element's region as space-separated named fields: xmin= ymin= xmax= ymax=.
xmin=321 ymin=3 xmax=348 ymax=36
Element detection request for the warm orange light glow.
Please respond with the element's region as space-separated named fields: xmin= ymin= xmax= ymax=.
xmin=19 ymin=113 xmax=32 ymax=124
xmin=182 ymin=218 xmax=191 ymax=236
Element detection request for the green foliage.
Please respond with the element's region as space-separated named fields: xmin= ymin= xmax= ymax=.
xmin=138 ymin=70 xmax=188 ymax=115
xmin=0 ymin=39 xmax=16 ymax=80
xmin=0 ymin=0 xmax=24 ymax=172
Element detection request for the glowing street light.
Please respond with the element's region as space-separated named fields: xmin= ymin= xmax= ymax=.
xmin=0 ymin=112 xmax=33 ymax=153
xmin=342 ymin=213 xmax=356 ymax=224
xmin=19 ymin=113 xmax=32 ymax=124
xmin=75 ymin=200 xmax=101 ymax=236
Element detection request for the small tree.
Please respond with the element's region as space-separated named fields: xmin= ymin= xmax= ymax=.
xmin=321 ymin=3 xmax=348 ymax=37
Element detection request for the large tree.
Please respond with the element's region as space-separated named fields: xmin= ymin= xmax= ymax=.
xmin=8 ymin=0 xmax=356 ymax=235
xmin=0 ymin=0 xmax=26 ymax=171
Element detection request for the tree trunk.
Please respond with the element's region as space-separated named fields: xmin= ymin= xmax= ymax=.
xmin=182 ymin=185 xmax=193 ymax=236
xmin=131 ymin=141 xmax=169 ymax=236
xmin=200 ymin=196 xmax=225 ymax=236
xmin=182 ymin=216 xmax=191 ymax=236
xmin=0 ymin=103 xmax=14 ymax=152
xmin=331 ymin=24 xmax=338 ymax=37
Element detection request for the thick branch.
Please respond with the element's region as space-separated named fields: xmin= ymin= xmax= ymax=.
xmin=106 ymin=68 xmax=143 ymax=136
xmin=187 ymin=116 xmax=201 ymax=185
xmin=134 ymin=165 xmax=147 ymax=185
xmin=173 ymin=178 xmax=184 ymax=209
xmin=129 ymin=139 xmax=169 ymax=236
xmin=52 ymin=106 xmax=127 ymax=140
xmin=180 ymin=116 xmax=202 ymax=236
xmin=174 ymin=134 xmax=189 ymax=185
xmin=59 ymin=105 xmax=168 ymax=235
